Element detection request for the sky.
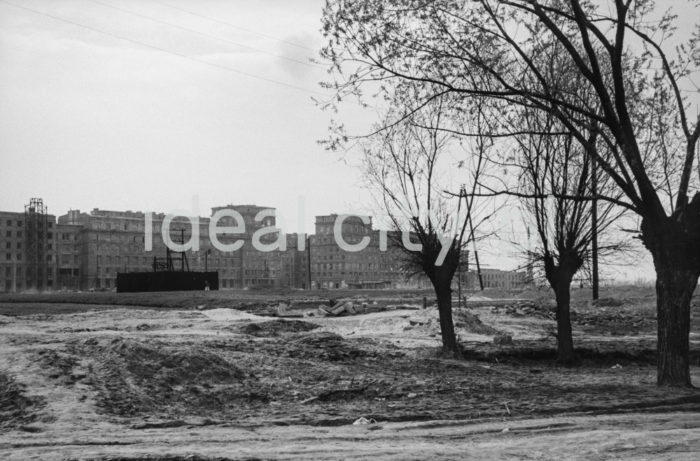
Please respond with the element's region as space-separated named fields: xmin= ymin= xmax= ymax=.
xmin=2 ymin=0 xmax=695 ymax=281
xmin=0 ymin=0 xmax=374 ymax=231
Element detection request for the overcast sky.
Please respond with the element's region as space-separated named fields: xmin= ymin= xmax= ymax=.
xmin=3 ymin=0 xmax=694 ymax=280
xmin=0 ymin=0 xmax=376 ymax=232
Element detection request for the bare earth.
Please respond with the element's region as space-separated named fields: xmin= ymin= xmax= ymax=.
xmin=0 ymin=287 xmax=699 ymax=460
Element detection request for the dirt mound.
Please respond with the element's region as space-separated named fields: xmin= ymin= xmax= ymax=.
xmin=75 ymin=338 xmax=267 ymax=417
xmin=453 ymin=309 xmax=500 ymax=335
xmin=239 ymin=319 xmax=320 ymax=337
xmin=292 ymin=330 xmax=344 ymax=345
xmin=0 ymin=372 xmax=43 ymax=430
xmin=285 ymin=331 xmax=375 ymax=361
xmin=492 ymin=301 xmax=555 ymax=319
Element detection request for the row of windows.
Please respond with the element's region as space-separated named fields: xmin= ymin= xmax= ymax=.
xmin=0 ymin=267 xmax=54 ymax=277
xmin=5 ymin=254 xmax=54 ymax=262
xmin=4 ymin=230 xmax=53 ymax=238
xmin=0 ymin=219 xmax=50 ymax=227
xmin=316 ymin=271 xmax=396 ymax=278
xmin=3 ymin=241 xmax=53 ymax=250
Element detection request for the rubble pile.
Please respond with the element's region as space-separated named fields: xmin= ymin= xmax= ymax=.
xmin=239 ymin=319 xmax=320 ymax=337
xmin=492 ymin=301 xmax=556 ymax=320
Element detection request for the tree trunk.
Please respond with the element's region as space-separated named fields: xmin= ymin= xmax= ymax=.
xmin=553 ymin=280 xmax=575 ymax=364
xmin=642 ymin=203 xmax=700 ymax=387
xmin=654 ymin=264 xmax=696 ymax=386
xmin=433 ymin=275 xmax=461 ymax=358
xmin=544 ymin=252 xmax=579 ymax=365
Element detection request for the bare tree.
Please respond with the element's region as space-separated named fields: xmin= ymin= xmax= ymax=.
xmin=509 ymin=106 xmax=627 ymax=363
xmin=321 ymin=0 xmax=700 ymax=387
xmin=361 ymin=93 xmax=491 ymax=357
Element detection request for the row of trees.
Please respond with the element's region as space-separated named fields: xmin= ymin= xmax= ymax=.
xmin=320 ymin=0 xmax=700 ymax=386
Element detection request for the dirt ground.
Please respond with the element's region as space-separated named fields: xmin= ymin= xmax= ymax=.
xmin=0 ymin=286 xmax=699 ymax=460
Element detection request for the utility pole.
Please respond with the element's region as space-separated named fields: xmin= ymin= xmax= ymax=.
xmin=457 ymin=261 xmax=462 ymax=308
xmin=468 ymin=213 xmax=484 ymax=291
xmin=591 ymin=146 xmax=600 ymax=300
xmin=306 ymin=235 xmax=312 ymax=290
xmin=459 ymin=183 xmax=484 ymax=292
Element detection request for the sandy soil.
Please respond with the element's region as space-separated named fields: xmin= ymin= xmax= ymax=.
xmin=1 ymin=290 xmax=699 ymax=460
xmin=2 ymin=411 xmax=699 ymax=460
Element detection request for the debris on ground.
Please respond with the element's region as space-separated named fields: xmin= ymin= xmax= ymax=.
xmin=493 ymin=301 xmax=555 ymax=320
xmin=453 ymin=309 xmax=501 ymax=336
xmin=315 ymin=299 xmax=366 ymax=317
xmin=200 ymin=308 xmax=266 ymax=322
xmin=1 ymin=287 xmax=699 ymax=453
xmin=277 ymin=302 xmax=303 ymax=318
xmin=352 ymin=416 xmax=377 ymax=425
xmin=239 ymin=319 xmax=320 ymax=337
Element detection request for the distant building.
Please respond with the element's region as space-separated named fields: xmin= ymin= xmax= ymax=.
xmin=55 ymin=204 xmax=286 ymax=291
xmin=0 ymin=199 xmax=57 ymax=292
xmin=470 ymin=268 xmax=529 ymax=290
xmin=309 ymin=214 xmax=428 ymax=289
xmin=0 ymin=199 xmax=484 ymax=292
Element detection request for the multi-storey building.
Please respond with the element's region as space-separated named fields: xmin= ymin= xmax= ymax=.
xmin=309 ymin=214 xmax=427 ymax=289
xmin=6 ymin=200 xmax=529 ymax=292
xmin=468 ymin=268 xmax=529 ymax=290
xmin=0 ymin=199 xmax=57 ymax=292
xmin=53 ymin=204 xmax=288 ymax=290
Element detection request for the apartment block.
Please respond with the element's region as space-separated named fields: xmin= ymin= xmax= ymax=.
xmin=1 ymin=199 xmax=486 ymax=292
xmin=0 ymin=198 xmax=57 ymax=292
xmin=309 ymin=214 xmax=426 ymax=289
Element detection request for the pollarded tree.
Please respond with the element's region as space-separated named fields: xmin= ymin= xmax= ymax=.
xmin=321 ymin=0 xmax=700 ymax=387
xmin=360 ymin=92 xmax=492 ymax=357
xmin=509 ymin=106 xmax=628 ymax=363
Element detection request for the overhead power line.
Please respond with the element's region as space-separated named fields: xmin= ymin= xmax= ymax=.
xmin=87 ymin=0 xmax=325 ymax=69
xmin=0 ymin=0 xmax=329 ymax=97
xmin=151 ymin=0 xmax=320 ymax=53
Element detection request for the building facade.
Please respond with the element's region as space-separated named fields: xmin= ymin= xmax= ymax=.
xmin=0 ymin=199 xmax=521 ymax=292
xmin=0 ymin=199 xmax=57 ymax=292
xmin=309 ymin=214 xmax=427 ymax=289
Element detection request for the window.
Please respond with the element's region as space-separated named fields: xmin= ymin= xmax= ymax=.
xmin=5 ymin=231 xmax=10 ymax=237
xmin=5 ymin=242 xmax=9 ymax=249
xmin=5 ymin=253 xmax=10 ymax=261
xmin=16 ymin=254 xmax=21 ymax=260
xmin=17 ymin=220 xmax=22 ymax=226
xmin=6 ymin=220 xmax=11 ymax=226
xmin=16 ymin=231 xmax=21 ymax=238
